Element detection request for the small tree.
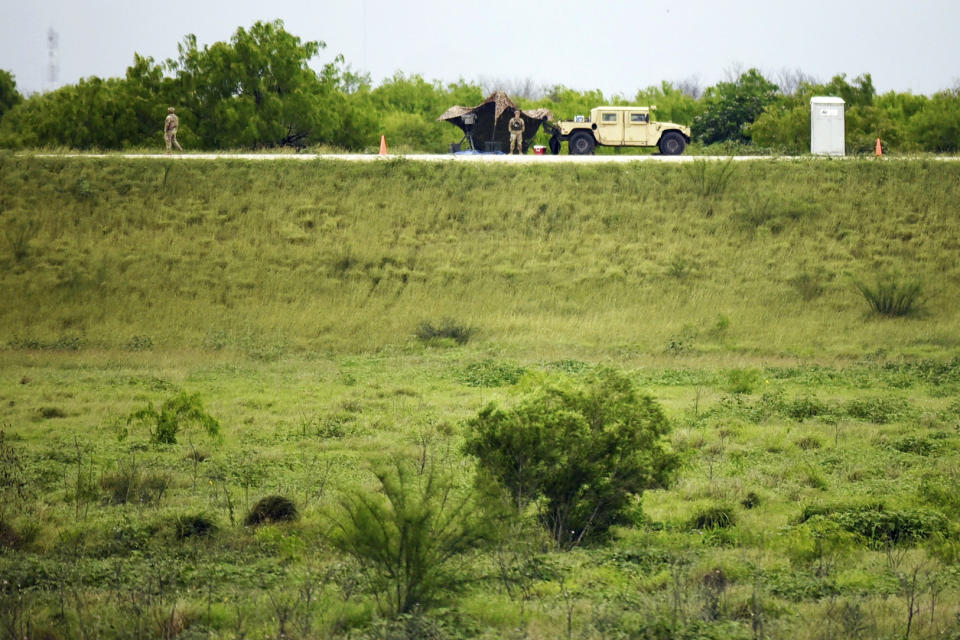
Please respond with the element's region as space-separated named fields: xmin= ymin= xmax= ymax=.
xmin=0 ymin=69 xmax=23 ymax=121
xmin=464 ymin=368 xmax=677 ymax=548
xmin=326 ymin=460 xmax=490 ymax=617
xmin=693 ymin=69 xmax=780 ymax=145
xmin=124 ymin=392 xmax=221 ymax=444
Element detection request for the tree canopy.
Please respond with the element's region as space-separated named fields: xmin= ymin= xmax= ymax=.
xmin=464 ymin=369 xmax=678 ymax=548
xmin=2 ymin=24 xmax=959 ymax=153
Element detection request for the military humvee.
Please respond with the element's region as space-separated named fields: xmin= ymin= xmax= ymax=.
xmin=547 ymin=106 xmax=691 ymax=155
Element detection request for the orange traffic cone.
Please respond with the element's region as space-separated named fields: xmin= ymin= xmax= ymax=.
xmin=875 ymin=138 xmax=883 ymax=157
xmin=379 ymin=135 xmax=388 ymax=155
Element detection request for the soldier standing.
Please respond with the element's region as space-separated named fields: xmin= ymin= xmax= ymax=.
xmin=164 ymin=107 xmax=183 ymax=153
xmin=508 ymin=110 xmax=525 ymax=154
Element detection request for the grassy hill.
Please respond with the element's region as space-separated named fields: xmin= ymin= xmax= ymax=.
xmin=2 ymin=154 xmax=959 ymax=640
xmin=3 ymin=154 xmax=959 ymax=358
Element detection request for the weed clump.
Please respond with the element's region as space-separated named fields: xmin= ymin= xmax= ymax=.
xmin=123 ymin=392 xmax=221 ymax=444
xmin=689 ymin=504 xmax=737 ymax=530
xmin=843 ymin=396 xmax=909 ymax=424
xmin=854 ymin=272 xmax=924 ymax=317
xmin=415 ymin=319 xmax=473 ymax=346
xmin=100 ymin=468 xmax=170 ymax=505
xmin=794 ymin=436 xmax=822 ymax=450
xmin=245 ymin=495 xmax=299 ymax=526
xmin=797 ymin=503 xmax=947 ymax=547
xmin=741 ymin=491 xmax=761 ymax=509
xmin=174 ymin=513 xmax=218 ymax=539
xmin=458 ymin=359 xmax=526 ymax=387
xmin=887 ymin=435 xmax=939 ymax=456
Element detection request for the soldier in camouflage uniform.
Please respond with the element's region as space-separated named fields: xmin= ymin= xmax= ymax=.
xmin=508 ymin=110 xmax=525 ymax=154
xmin=164 ymin=107 xmax=182 ymax=153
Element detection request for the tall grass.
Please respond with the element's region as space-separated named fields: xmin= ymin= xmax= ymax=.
xmin=1 ymin=156 xmax=959 ymax=359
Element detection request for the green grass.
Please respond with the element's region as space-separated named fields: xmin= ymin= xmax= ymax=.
xmin=1 ymin=154 xmax=959 ymax=639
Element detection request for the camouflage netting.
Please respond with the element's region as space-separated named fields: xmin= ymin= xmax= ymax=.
xmin=438 ymin=91 xmax=553 ymax=152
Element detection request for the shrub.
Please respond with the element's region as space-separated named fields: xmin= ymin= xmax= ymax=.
xmin=724 ymin=369 xmax=760 ymax=395
xmin=326 ymin=461 xmax=490 ymax=616
xmin=0 ymin=519 xmax=20 ymax=549
xmin=123 ymin=392 xmax=221 ymax=444
xmin=457 ymin=359 xmax=526 ymax=387
xmin=245 ymin=495 xmax=299 ymax=526
xmin=797 ymin=503 xmax=947 ymax=547
xmin=464 ymin=368 xmax=677 ymax=548
xmin=174 ymin=513 xmax=218 ymax=539
xmin=843 ymin=395 xmax=909 ymax=423
xmin=831 ymin=508 xmax=948 ymax=547
xmin=127 ymin=335 xmax=154 ymax=351
xmin=889 ymin=435 xmax=938 ymax=456
xmin=415 ymin=319 xmax=473 ymax=345
xmin=785 ymin=394 xmax=829 ymax=421
xmin=741 ymin=491 xmax=761 ymax=509
xmin=685 ymin=158 xmax=737 ymax=201
xmin=787 ymin=270 xmax=827 ymax=301
xmin=2 ymin=213 xmax=40 ymax=262
xmin=795 ymin=436 xmax=822 ymax=450
xmin=689 ymin=504 xmax=736 ymax=530
xmin=100 ymin=467 xmax=170 ymax=505
xmin=854 ymin=272 xmax=924 ymax=316
xmin=35 ymin=407 xmax=66 ymax=420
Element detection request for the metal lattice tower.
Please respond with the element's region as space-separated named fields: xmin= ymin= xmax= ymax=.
xmin=47 ymin=28 xmax=59 ymax=90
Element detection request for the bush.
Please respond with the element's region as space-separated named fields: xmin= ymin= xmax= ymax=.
xmin=245 ymin=495 xmax=299 ymax=526
xmin=723 ymin=369 xmax=760 ymax=395
xmin=785 ymin=394 xmax=829 ymax=421
xmin=457 ymin=359 xmax=526 ymax=387
xmin=787 ymin=270 xmax=827 ymax=301
xmin=795 ymin=436 xmax=822 ymax=450
xmin=100 ymin=467 xmax=170 ymax=505
xmin=464 ymin=368 xmax=677 ymax=548
xmin=173 ymin=513 xmax=218 ymax=539
xmin=689 ymin=504 xmax=737 ymax=530
xmin=889 ymin=435 xmax=938 ymax=456
xmin=843 ymin=395 xmax=909 ymax=423
xmin=326 ymin=461 xmax=490 ymax=616
xmin=741 ymin=491 xmax=761 ymax=509
xmin=797 ymin=503 xmax=947 ymax=547
xmin=854 ymin=272 xmax=924 ymax=316
xmin=832 ymin=508 xmax=948 ymax=547
xmin=123 ymin=392 xmax=221 ymax=444
xmin=415 ymin=319 xmax=473 ymax=345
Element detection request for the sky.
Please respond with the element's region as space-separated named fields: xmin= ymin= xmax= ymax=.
xmin=3 ymin=0 xmax=959 ymax=100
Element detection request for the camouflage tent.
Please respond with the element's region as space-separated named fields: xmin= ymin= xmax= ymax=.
xmin=438 ymin=91 xmax=553 ymax=152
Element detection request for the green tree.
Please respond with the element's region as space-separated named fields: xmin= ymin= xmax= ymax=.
xmin=171 ymin=20 xmax=359 ymax=149
xmin=464 ymin=368 xmax=677 ymax=548
xmin=123 ymin=392 xmax=221 ymax=444
xmin=908 ymin=89 xmax=960 ymax=152
xmin=747 ymin=102 xmax=810 ymax=153
xmin=821 ymin=73 xmax=876 ymax=108
xmin=633 ymin=81 xmax=702 ymax=125
xmin=693 ymin=69 xmax=780 ymax=145
xmin=326 ymin=460 xmax=490 ymax=616
xmin=0 ymin=70 xmax=23 ymax=121
xmin=0 ymin=77 xmax=139 ymax=149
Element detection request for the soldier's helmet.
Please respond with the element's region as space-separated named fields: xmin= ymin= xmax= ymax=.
xmin=168 ymin=107 xmax=175 ymax=113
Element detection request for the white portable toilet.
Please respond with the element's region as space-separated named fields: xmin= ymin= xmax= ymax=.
xmin=810 ymin=96 xmax=845 ymax=156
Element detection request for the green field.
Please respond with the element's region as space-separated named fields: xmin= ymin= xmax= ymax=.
xmin=2 ymin=154 xmax=959 ymax=639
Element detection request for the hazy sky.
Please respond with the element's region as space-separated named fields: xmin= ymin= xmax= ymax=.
xmin=4 ymin=0 xmax=959 ymax=99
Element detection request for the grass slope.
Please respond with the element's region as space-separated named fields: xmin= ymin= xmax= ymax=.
xmin=1 ymin=155 xmax=959 ymax=639
xmin=3 ymin=154 xmax=960 ymax=357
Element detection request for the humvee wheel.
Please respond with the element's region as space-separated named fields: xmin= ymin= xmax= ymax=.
xmin=658 ymin=131 xmax=686 ymax=155
xmin=569 ymin=131 xmax=595 ymax=155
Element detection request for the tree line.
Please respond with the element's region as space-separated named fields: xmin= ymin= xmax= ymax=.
xmin=1 ymin=19 xmax=958 ymax=153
